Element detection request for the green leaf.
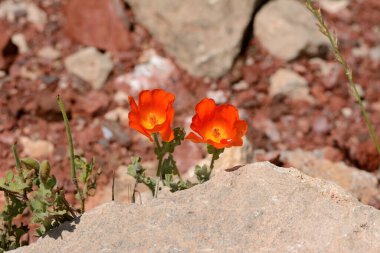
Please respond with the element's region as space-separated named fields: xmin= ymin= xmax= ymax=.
xmin=30 ymin=199 xmax=44 ymax=212
xmin=10 ymin=182 xmax=29 ymax=192
xmin=194 ymin=164 xmax=211 ymax=183
xmin=6 ymin=171 xmax=13 ymax=182
xmin=127 ymin=157 xmax=143 ymax=178
xmin=44 ymin=176 xmax=57 ymax=190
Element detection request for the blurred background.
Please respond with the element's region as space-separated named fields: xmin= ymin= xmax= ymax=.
xmin=1 ymin=0 xmax=380 ymax=208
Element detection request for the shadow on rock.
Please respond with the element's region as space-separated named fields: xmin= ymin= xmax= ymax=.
xmin=43 ymin=216 xmax=81 ymax=240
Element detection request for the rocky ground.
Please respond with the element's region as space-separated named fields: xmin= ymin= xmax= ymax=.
xmin=1 ymin=0 xmax=380 ymax=223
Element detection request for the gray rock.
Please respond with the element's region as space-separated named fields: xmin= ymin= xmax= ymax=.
xmin=126 ymin=0 xmax=258 ymax=78
xmin=64 ymin=47 xmax=113 ymax=89
xmin=13 ymin=162 xmax=380 ymax=253
xmin=255 ymin=0 xmax=328 ymax=61
xmin=269 ymin=68 xmax=314 ymax=102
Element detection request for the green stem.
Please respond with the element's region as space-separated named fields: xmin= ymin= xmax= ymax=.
xmin=306 ymin=1 xmax=380 ymax=165
xmin=12 ymin=144 xmax=22 ymax=174
xmin=153 ymin=133 xmax=163 ymax=177
xmin=12 ymin=144 xmax=28 ymax=199
xmin=209 ymin=150 xmax=217 ymax=175
xmin=57 ymin=95 xmax=85 ymax=213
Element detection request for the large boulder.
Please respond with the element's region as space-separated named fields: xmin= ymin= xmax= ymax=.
xmin=254 ymin=0 xmax=328 ymax=61
xmin=13 ymin=162 xmax=380 ymax=253
xmin=125 ymin=0 xmax=258 ymax=78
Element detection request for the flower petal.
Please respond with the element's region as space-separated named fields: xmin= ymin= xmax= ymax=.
xmin=234 ymin=120 xmax=248 ymax=137
xmin=195 ymin=98 xmax=216 ymax=120
xmin=160 ymin=107 xmax=175 ymax=142
xmin=185 ymin=132 xmax=205 ymax=143
xmin=152 ymin=89 xmax=175 ymax=110
xmin=129 ymin=121 xmax=153 ymax=142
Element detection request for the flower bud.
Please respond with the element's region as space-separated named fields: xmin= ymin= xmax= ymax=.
xmin=39 ymin=160 xmax=51 ymax=183
xmin=21 ymin=158 xmax=40 ymax=171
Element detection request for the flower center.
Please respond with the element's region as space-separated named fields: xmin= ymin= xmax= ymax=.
xmin=206 ymin=126 xmax=227 ymax=143
xmin=141 ymin=112 xmax=165 ymax=129
xmin=212 ymin=128 xmax=221 ymax=139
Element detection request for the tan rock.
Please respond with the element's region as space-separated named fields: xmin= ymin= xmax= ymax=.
xmin=19 ymin=137 xmax=54 ymax=158
xmin=13 ymin=162 xmax=380 ymax=253
xmin=126 ymin=0 xmax=258 ymax=78
xmin=64 ymin=47 xmax=113 ymax=89
xmin=280 ymin=149 xmax=380 ymax=206
xmin=37 ymin=46 xmax=61 ymax=60
xmin=269 ymin=68 xmax=314 ymax=103
xmin=255 ymin=0 xmax=328 ymax=61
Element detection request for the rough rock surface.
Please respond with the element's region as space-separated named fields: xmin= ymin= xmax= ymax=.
xmin=64 ymin=47 xmax=114 ymax=89
xmin=254 ymin=0 xmax=328 ymax=61
xmin=126 ymin=0 xmax=258 ymax=78
xmin=280 ymin=149 xmax=380 ymax=207
xmin=13 ymin=163 xmax=380 ymax=253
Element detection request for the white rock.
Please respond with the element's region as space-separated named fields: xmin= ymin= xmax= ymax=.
xmin=104 ymin=107 xmax=129 ymax=126
xmin=115 ymin=50 xmax=175 ymax=95
xmin=113 ymin=91 xmax=129 ymax=106
xmin=369 ymin=46 xmax=380 ymax=62
xmin=255 ymin=0 xmax=328 ymax=61
xmin=20 ymin=137 xmax=54 ymax=158
xmin=0 ymin=1 xmax=47 ymax=30
xmin=19 ymin=66 xmax=40 ymax=81
xmin=206 ymin=90 xmax=227 ymax=104
xmin=26 ymin=1 xmax=47 ymax=30
xmin=320 ymin=0 xmax=350 ymax=14
xmin=232 ymin=80 xmax=249 ymax=91
xmin=341 ymin=107 xmax=353 ymax=118
xmin=269 ymin=68 xmax=313 ymax=102
xmin=64 ymin=47 xmax=113 ymax=89
xmin=11 ymin=33 xmax=29 ymax=53
xmin=37 ymin=46 xmax=61 ymax=60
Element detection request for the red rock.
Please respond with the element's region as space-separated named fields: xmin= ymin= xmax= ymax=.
xmin=65 ymin=0 xmax=132 ymax=52
xmin=322 ymin=146 xmax=344 ymax=162
xmin=329 ymin=95 xmax=346 ymax=111
xmin=351 ymin=139 xmax=380 ymax=172
xmin=74 ymin=91 xmax=110 ymax=115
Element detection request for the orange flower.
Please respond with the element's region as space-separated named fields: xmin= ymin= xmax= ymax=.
xmin=186 ymin=98 xmax=247 ymax=149
xmin=128 ymin=89 xmax=175 ymax=142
